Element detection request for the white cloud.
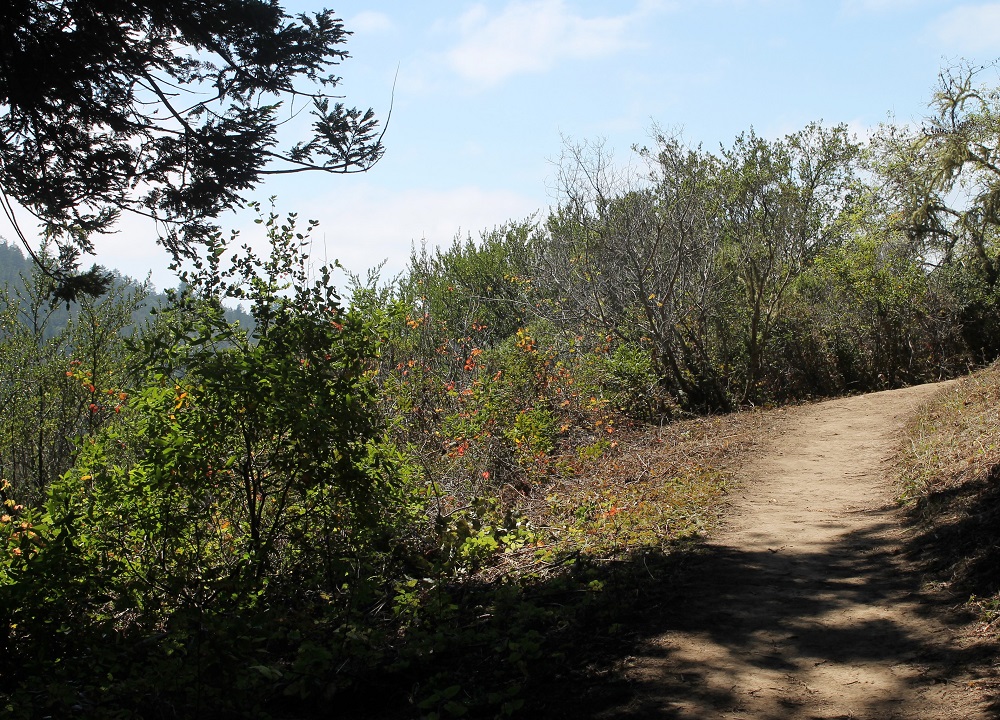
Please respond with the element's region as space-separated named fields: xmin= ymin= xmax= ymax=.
xmin=65 ymin=184 xmax=541 ymax=291
xmin=935 ymin=4 xmax=1000 ymax=53
xmin=348 ymin=11 xmax=393 ymax=35
xmin=843 ymin=118 xmax=881 ymax=143
xmin=280 ymin=184 xmax=542 ymax=279
xmin=445 ymin=1 xmax=648 ymax=87
xmin=840 ymin=0 xmax=927 ymax=14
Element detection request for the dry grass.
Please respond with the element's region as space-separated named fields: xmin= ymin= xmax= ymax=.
xmin=897 ymin=366 xmax=1000 ymax=505
xmin=442 ymin=407 xmax=779 ymax=588
xmin=488 ymin=407 xmax=779 ymax=581
xmin=344 ymin=407 xmax=787 ymax=718
xmin=894 ymin=363 xmax=1000 ymax=636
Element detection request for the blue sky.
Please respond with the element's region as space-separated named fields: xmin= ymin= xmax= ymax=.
xmin=79 ymin=1 xmax=1000 ymax=287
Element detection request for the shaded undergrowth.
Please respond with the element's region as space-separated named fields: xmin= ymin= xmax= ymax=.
xmin=897 ymin=365 xmax=1000 ymax=624
xmin=893 ymin=366 xmax=1000 ymax=711
xmin=0 ymin=405 xmax=773 ymax=720
xmin=323 ymin=411 xmax=776 ymax=719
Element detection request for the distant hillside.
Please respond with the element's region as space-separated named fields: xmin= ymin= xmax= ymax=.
xmin=0 ymin=242 xmax=254 ymax=333
xmin=0 ymin=242 xmax=30 ymax=288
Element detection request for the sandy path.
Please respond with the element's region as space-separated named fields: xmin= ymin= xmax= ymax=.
xmin=610 ymin=382 xmax=994 ymax=719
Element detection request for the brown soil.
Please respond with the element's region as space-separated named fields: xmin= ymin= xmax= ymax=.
xmin=605 ymin=382 xmax=997 ymax=719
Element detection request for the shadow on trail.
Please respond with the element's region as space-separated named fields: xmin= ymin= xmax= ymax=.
xmin=344 ymin=504 xmax=997 ymax=718
xmin=530 ymin=516 xmax=991 ymax=718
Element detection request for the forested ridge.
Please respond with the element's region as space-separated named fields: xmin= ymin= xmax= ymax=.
xmin=3 ymin=4 xmax=1000 ymax=716
xmin=0 ymin=243 xmax=254 ymax=339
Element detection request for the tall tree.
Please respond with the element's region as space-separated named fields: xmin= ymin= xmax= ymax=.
xmin=719 ymin=123 xmax=859 ymax=400
xmin=0 ymin=0 xmax=385 ymax=300
xmin=889 ymin=62 xmax=1000 ymax=282
xmin=543 ymin=134 xmax=730 ymax=409
xmin=877 ymin=62 xmax=1000 ymax=357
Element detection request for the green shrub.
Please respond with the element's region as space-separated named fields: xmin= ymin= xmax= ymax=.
xmin=0 ymin=210 xmax=423 ymax=718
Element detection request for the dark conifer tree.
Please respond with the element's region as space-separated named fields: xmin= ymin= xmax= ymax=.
xmin=0 ymin=1 xmax=384 ymax=301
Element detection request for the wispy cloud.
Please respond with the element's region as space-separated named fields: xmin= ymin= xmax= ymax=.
xmin=840 ymin=0 xmax=928 ymax=14
xmin=79 ymin=184 xmax=541 ymax=291
xmin=348 ymin=11 xmax=394 ymax=35
xmin=295 ymin=184 xmax=542 ymax=277
xmin=934 ymin=3 xmax=1000 ymax=53
xmin=444 ymin=1 xmax=658 ymax=87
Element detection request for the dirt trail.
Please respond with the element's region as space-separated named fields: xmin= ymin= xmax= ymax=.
xmin=610 ymin=381 xmax=995 ymax=719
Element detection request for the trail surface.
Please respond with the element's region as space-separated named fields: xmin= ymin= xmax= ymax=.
xmin=611 ymin=382 xmax=994 ymax=719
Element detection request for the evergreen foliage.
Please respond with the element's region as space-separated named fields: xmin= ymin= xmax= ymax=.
xmin=0 ymin=0 xmax=384 ymax=298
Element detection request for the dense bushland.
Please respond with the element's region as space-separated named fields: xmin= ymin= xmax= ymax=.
xmin=4 ymin=64 xmax=1000 ymax=718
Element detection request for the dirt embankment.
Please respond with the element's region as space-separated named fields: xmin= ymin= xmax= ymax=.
xmin=606 ymin=382 xmax=997 ymax=719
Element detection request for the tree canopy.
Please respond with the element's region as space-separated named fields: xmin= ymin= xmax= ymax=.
xmin=886 ymin=63 xmax=1000 ymax=282
xmin=0 ymin=0 xmax=385 ymax=300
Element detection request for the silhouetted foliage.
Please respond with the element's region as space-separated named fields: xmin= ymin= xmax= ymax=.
xmin=0 ymin=0 xmax=384 ymax=297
